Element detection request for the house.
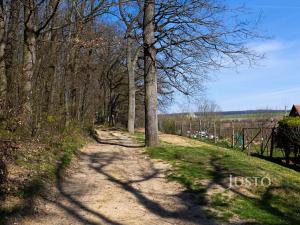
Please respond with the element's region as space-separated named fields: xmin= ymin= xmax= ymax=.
xmin=289 ymin=105 xmax=300 ymax=117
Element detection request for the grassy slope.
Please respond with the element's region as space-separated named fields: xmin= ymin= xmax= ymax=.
xmin=0 ymin=126 xmax=90 ymax=224
xmin=135 ymin=133 xmax=300 ymax=225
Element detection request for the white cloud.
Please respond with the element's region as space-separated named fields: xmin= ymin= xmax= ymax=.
xmin=221 ymin=87 xmax=300 ymax=106
xmin=257 ymin=87 xmax=300 ymax=98
xmin=249 ymin=40 xmax=285 ymax=53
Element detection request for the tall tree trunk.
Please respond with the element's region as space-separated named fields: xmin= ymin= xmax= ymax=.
xmin=5 ymin=0 xmax=20 ymax=111
xmin=23 ymin=0 xmax=36 ymax=129
xmin=64 ymin=87 xmax=70 ymax=127
xmin=127 ymin=37 xmax=136 ymax=134
xmin=0 ymin=0 xmax=6 ymax=101
xmin=143 ymin=0 xmax=159 ymax=146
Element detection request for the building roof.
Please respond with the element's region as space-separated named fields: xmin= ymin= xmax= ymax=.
xmin=289 ymin=105 xmax=300 ymax=116
xmin=293 ymin=105 xmax=300 ymax=112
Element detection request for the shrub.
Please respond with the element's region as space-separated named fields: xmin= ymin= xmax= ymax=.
xmin=276 ymin=117 xmax=300 ymax=164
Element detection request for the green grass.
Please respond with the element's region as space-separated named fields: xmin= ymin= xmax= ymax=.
xmin=145 ymin=140 xmax=300 ymax=224
xmin=133 ymin=132 xmax=145 ymax=143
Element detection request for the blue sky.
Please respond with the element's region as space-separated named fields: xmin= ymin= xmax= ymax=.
xmin=169 ymin=0 xmax=300 ymax=112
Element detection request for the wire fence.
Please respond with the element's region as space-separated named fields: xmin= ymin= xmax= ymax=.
xmin=159 ymin=117 xmax=293 ymax=158
xmin=159 ymin=117 xmax=300 ymax=170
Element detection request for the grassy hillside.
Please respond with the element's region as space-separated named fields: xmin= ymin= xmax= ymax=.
xmin=0 ymin=126 xmax=90 ymax=224
xmin=135 ymin=133 xmax=300 ymax=225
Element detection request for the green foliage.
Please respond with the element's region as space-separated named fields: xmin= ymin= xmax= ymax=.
xmin=276 ymin=117 xmax=300 ymax=153
xmin=59 ymin=130 xmax=87 ymax=169
xmin=278 ymin=116 xmax=300 ymax=127
xmin=46 ymin=115 xmax=59 ymax=123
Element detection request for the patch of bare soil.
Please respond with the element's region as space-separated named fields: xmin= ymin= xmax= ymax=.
xmin=18 ymin=129 xmax=217 ymax=225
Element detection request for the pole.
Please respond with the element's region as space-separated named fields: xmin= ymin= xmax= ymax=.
xmin=214 ymin=121 xmax=217 ymax=143
xmin=232 ymin=121 xmax=235 ymax=148
xmin=189 ymin=119 xmax=192 ymax=137
xmin=260 ymin=128 xmax=263 ymax=155
xmin=242 ymin=128 xmax=245 ymax=150
xmin=270 ymin=127 xmax=275 ymax=158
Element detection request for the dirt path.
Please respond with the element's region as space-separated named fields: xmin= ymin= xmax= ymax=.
xmin=20 ymin=129 xmax=216 ymax=225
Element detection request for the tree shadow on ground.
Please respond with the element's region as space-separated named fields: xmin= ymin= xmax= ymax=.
xmin=42 ymin=157 xmax=124 ymax=225
xmin=42 ymin=138 xmax=219 ymax=225
xmin=81 ymin=149 xmax=218 ymax=225
xmin=206 ymin=155 xmax=300 ymax=225
xmin=251 ymin=154 xmax=300 ymax=172
xmin=0 ymin=178 xmax=43 ymax=225
xmin=91 ymin=130 xmax=145 ymax=148
xmin=6 ymin=130 xmax=297 ymax=225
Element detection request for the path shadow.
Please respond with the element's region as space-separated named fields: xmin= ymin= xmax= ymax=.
xmin=84 ymin=149 xmax=217 ymax=225
xmin=91 ymin=129 xmax=145 ymax=148
xmin=95 ymin=139 xmax=144 ymax=148
xmin=41 ymin=152 xmax=125 ymax=225
xmin=0 ymin=176 xmax=45 ymax=225
xmin=41 ymin=147 xmax=218 ymax=225
xmin=37 ymin=151 xmax=299 ymax=225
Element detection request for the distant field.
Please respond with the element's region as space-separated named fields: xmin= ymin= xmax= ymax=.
xmin=220 ymin=112 xmax=286 ymax=120
xmin=159 ymin=110 xmax=286 ymax=121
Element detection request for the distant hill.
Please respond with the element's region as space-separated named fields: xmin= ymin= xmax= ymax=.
xmin=159 ymin=109 xmax=286 ymax=118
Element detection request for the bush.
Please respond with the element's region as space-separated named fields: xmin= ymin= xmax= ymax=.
xmin=276 ymin=117 xmax=300 ymax=164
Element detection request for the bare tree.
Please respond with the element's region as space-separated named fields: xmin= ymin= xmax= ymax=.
xmin=118 ymin=0 xmax=143 ymax=134
xmin=143 ymin=0 xmax=159 ymax=146
xmin=154 ymin=0 xmax=262 ymax=97
xmin=0 ymin=0 xmax=6 ymax=102
xmin=4 ymin=0 xmax=20 ymax=114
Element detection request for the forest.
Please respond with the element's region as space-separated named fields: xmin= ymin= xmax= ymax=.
xmin=0 ymin=0 xmax=260 ymax=144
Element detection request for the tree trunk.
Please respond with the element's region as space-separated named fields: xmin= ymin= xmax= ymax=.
xmin=0 ymin=0 xmax=6 ymax=101
xmin=23 ymin=0 xmax=36 ymax=128
xmin=64 ymin=88 xmax=70 ymax=127
xmin=127 ymin=37 xmax=136 ymax=134
xmin=5 ymin=0 xmax=20 ymax=111
xmin=143 ymin=0 xmax=159 ymax=146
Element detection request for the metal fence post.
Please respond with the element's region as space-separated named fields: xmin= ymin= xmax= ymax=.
xmin=232 ymin=121 xmax=235 ymax=148
xmin=242 ymin=128 xmax=245 ymax=150
xmin=270 ymin=127 xmax=275 ymax=158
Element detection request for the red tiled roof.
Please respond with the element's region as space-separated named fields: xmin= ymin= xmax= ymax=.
xmin=294 ymin=105 xmax=300 ymax=112
xmin=290 ymin=105 xmax=300 ymax=116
